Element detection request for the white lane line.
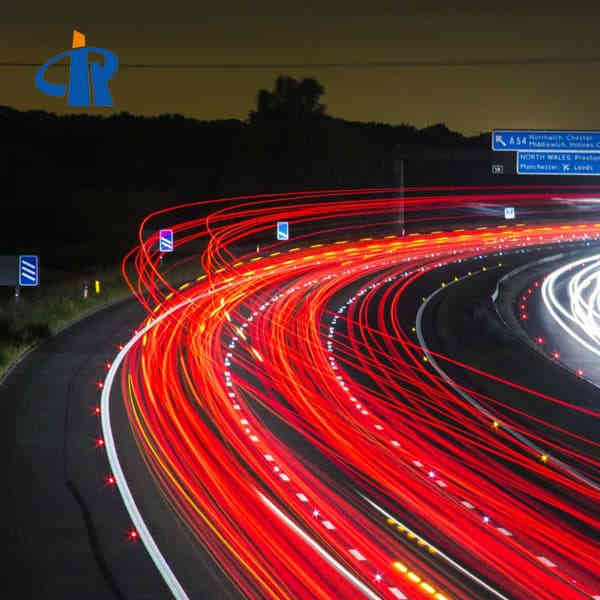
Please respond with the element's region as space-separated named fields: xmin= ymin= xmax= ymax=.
xmin=297 ymin=493 xmax=309 ymax=502
xmin=537 ymin=556 xmax=557 ymax=568
xmin=322 ymin=520 xmax=335 ymax=530
xmin=388 ymin=588 xmax=408 ymax=599
xmin=102 ymin=296 xmax=196 ymax=599
xmin=461 ymin=501 xmax=475 ymax=509
xmin=258 ymin=492 xmax=383 ymax=600
xmin=362 ymin=495 xmax=512 ymax=600
xmin=497 ymin=528 xmax=513 ymax=537
xmin=349 ymin=548 xmax=367 ymax=561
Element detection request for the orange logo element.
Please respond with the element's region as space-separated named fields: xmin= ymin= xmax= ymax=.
xmin=72 ymin=30 xmax=86 ymax=48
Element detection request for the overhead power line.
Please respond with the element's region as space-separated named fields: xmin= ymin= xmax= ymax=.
xmin=2 ymin=56 xmax=600 ymax=69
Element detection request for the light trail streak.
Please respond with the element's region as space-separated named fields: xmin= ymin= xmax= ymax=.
xmin=416 ymin=269 xmax=600 ymax=492
xmin=542 ymin=254 xmax=600 ymax=357
xmin=258 ymin=491 xmax=384 ymax=600
xmin=360 ymin=495 xmax=511 ymax=600
xmin=101 ymin=187 xmax=600 ymax=599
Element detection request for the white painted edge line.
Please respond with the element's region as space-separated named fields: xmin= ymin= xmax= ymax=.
xmin=361 ymin=495 xmax=511 ymax=600
xmin=101 ymin=294 xmax=202 ymax=600
xmin=258 ymin=491 xmax=383 ymax=600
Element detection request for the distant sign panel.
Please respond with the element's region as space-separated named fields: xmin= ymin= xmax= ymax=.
xmin=0 ymin=255 xmax=18 ymax=286
xmin=159 ymin=229 xmax=174 ymax=252
xmin=504 ymin=207 xmax=515 ymax=219
xmin=493 ymin=130 xmax=600 ymax=153
xmin=517 ymin=152 xmax=600 ymax=176
xmin=276 ymin=221 xmax=289 ymax=241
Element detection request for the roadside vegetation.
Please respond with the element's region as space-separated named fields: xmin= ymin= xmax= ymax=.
xmin=0 ymin=266 xmax=129 ymax=379
xmin=0 ymin=258 xmax=203 ymax=380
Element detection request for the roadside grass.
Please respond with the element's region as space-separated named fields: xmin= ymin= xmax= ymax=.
xmin=0 ymin=256 xmax=204 ymax=381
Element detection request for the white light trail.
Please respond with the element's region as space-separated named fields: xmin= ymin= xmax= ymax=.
xmin=541 ymin=254 xmax=600 ymax=357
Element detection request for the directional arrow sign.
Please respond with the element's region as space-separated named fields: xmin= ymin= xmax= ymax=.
xmin=493 ymin=130 xmax=600 ymax=152
xmin=517 ymin=152 xmax=600 ymax=176
xmin=19 ymin=255 xmax=39 ymax=286
xmin=159 ymin=229 xmax=174 ymax=252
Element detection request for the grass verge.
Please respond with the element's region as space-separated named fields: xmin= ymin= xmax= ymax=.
xmin=0 ymin=257 xmax=204 ymax=381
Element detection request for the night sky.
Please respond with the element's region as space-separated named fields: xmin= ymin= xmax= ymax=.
xmin=3 ymin=1 xmax=600 ymax=134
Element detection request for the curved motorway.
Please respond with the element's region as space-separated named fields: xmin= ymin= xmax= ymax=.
xmin=6 ymin=187 xmax=600 ymax=599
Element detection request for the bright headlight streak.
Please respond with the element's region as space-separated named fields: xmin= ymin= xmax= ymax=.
xmin=569 ymin=264 xmax=600 ymax=343
xmin=541 ymin=254 xmax=600 ymax=357
xmin=418 ymin=269 xmax=600 ymax=492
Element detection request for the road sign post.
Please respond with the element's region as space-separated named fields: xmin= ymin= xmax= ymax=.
xmin=276 ymin=222 xmax=289 ymax=241
xmin=159 ymin=229 xmax=174 ymax=252
xmin=19 ymin=255 xmax=39 ymax=286
xmin=493 ymin=130 xmax=600 ymax=153
xmin=517 ymin=152 xmax=600 ymax=176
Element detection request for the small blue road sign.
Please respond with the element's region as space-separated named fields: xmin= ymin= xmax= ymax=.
xmin=159 ymin=229 xmax=174 ymax=252
xmin=19 ymin=255 xmax=39 ymax=286
xmin=517 ymin=152 xmax=600 ymax=176
xmin=276 ymin=221 xmax=289 ymax=241
xmin=493 ymin=130 xmax=600 ymax=152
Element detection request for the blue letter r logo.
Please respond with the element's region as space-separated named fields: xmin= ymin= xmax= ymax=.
xmin=35 ymin=33 xmax=118 ymax=107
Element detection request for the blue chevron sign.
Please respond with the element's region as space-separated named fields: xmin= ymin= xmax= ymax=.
xmin=159 ymin=229 xmax=174 ymax=252
xmin=19 ymin=255 xmax=39 ymax=286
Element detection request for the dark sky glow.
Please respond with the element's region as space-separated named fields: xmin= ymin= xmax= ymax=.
xmin=3 ymin=1 xmax=600 ymax=134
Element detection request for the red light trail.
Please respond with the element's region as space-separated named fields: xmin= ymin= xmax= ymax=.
xmin=102 ymin=187 xmax=600 ymax=599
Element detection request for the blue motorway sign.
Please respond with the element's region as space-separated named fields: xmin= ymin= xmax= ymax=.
xmin=276 ymin=221 xmax=289 ymax=241
xmin=493 ymin=130 xmax=600 ymax=152
xmin=19 ymin=255 xmax=39 ymax=286
xmin=517 ymin=152 xmax=600 ymax=176
xmin=159 ymin=229 xmax=174 ymax=252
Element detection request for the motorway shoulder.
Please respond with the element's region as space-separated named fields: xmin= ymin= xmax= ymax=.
xmin=2 ymin=295 xmax=237 ymax=599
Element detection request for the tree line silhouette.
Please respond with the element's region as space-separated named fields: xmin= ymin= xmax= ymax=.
xmin=1 ymin=76 xmax=500 ymax=268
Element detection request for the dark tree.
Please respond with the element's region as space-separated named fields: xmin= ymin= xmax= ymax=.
xmin=249 ymin=76 xmax=326 ymax=123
